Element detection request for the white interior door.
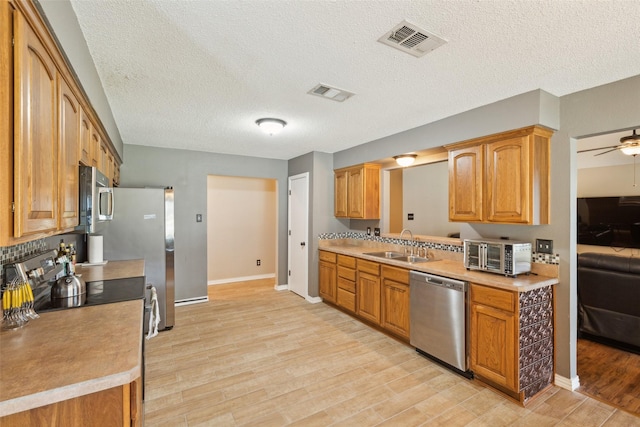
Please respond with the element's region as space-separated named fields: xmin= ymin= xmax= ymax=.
xmin=288 ymin=173 xmax=309 ymax=298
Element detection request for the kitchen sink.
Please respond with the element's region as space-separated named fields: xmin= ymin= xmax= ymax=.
xmin=363 ymin=251 xmax=405 ymax=259
xmin=393 ymin=255 xmax=431 ymax=263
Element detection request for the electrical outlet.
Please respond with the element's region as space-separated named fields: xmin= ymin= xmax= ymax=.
xmin=536 ymin=239 xmax=553 ymax=254
xmin=256 ymin=259 xmax=261 ymax=266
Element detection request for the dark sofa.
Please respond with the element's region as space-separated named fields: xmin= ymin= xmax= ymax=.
xmin=577 ymin=252 xmax=640 ymax=352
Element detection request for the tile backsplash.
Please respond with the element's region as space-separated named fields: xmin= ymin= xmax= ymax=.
xmin=0 ymin=239 xmax=48 ymax=286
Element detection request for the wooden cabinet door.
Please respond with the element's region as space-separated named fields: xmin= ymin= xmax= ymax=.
xmin=382 ymin=279 xmax=410 ymax=339
xmin=357 ymin=271 xmax=381 ymax=325
xmin=334 ymin=169 xmax=348 ymax=217
xmin=319 ymin=260 xmax=337 ymax=303
xmin=347 ymin=167 xmax=364 ymax=218
xmin=79 ymin=107 xmax=92 ymax=165
xmin=448 ymin=145 xmax=483 ymax=222
xmin=58 ymin=77 xmax=80 ymax=230
xmin=114 ymin=163 xmax=120 ymax=186
xmin=13 ymin=12 xmax=58 ymax=237
xmin=485 ymin=136 xmax=530 ymax=223
xmin=90 ymin=125 xmax=100 ymax=167
xmin=99 ymin=140 xmax=108 ymax=175
xmin=107 ymin=150 xmax=114 ymax=184
xmin=470 ymin=302 xmax=517 ymax=392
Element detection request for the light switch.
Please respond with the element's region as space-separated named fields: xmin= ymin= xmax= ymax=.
xmin=196 ymin=214 xmax=202 ymax=222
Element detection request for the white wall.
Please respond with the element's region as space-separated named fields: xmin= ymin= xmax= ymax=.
xmin=402 ymin=161 xmax=459 ymax=237
xmin=207 ymin=176 xmax=277 ymax=284
xmin=577 ymin=164 xmax=640 ymax=197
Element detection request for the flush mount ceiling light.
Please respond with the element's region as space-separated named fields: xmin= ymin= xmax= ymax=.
xmin=620 ymin=130 xmax=640 ymax=155
xmin=256 ymin=118 xmax=287 ymax=135
xmin=394 ymin=154 xmax=417 ymax=167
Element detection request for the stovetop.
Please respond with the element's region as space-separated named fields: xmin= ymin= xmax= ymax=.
xmin=34 ymin=276 xmax=146 ymax=313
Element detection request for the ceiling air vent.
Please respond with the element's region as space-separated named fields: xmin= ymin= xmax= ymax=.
xmin=308 ymin=84 xmax=354 ymax=102
xmin=378 ymin=20 xmax=446 ymax=58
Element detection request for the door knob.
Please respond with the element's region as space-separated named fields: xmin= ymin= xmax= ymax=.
xmin=300 ymin=242 xmax=306 ymax=247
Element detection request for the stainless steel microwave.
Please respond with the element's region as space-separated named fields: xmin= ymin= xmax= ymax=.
xmin=463 ymin=238 xmax=532 ymax=277
xmin=76 ymin=166 xmax=114 ymax=233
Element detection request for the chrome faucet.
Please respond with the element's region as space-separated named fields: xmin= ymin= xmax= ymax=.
xmin=400 ymin=228 xmax=414 ymax=255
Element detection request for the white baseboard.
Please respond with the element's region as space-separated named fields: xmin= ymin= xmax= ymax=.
xmin=274 ymin=284 xmax=289 ymax=291
xmin=554 ymin=374 xmax=580 ymax=391
xmin=208 ymin=273 xmax=276 ymax=286
xmin=175 ymin=296 xmax=209 ymax=306
xmin=306 ymin=296 xmax=322 ymax=304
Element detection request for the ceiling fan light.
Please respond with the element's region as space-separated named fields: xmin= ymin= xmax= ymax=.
xmin=256 ymin=118 xmax=287 ymax=135
xmin=620 ymin=145 xmax=640 ymax=156
xmin=394 ymin=154 xmax=417 ymax=167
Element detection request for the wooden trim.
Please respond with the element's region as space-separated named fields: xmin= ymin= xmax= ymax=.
xmin=443 ymin=125 xmax=554 ymax=151
xmin=0 ymin=1 xmax=15 ymax=246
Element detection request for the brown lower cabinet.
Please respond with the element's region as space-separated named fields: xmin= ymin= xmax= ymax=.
xmin=469 ymin=283 xmax=518 ymax=393
xmin=318 ymin=251 xmax=337 ymax=303
xmin=469 ymin=282 xmax=554 ymax=403
xmin=381 ymin=265 xmax=410 ymax=340
xmin=336 ymin=255 xmax=356 ymax=313
xmin=319 ymin=251 xmax=554 ymax=404
xmin=318 ymin=252 xmax=411 ymax=341
xmin=1 ymin=379 xmax=142 ymax=427
xmin=356 ymin=259 xmax=381 ymax=325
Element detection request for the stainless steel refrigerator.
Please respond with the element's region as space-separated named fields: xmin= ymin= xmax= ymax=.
xmin=103 ymin=187 xmax=175 ymax=331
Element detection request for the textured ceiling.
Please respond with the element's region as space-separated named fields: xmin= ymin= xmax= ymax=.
xmin=69 ymin=0 xmax=640 ymax=161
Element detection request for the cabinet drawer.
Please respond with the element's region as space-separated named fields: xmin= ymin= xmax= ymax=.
xmin=337 ymin=288 xmax=356 ymax=312
xmin=337 ymin=254 xmax=356 ymax=268
xmin=319 ymin=251 xmax=336 ymax=263
xmin=381 ymin=265 xmax=409 ymax=284
xmin=471 ymin=283 xmax=515 ymax=312
xmin=357 ymin=259 xmax=380 ymax=275
xmin=337 ymin=266 xmax=356 ymax=282
xmin=338 ymin=277 xmax=356 ymax=293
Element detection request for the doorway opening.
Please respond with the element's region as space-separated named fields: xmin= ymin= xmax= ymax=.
xmin=206 ymin=175 xmax=278 ymax=287
xmin=575 ymin=129 xmax=640 ymax=415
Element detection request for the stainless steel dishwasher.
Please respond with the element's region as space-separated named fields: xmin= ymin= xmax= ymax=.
xmin=409 ymin=271 xmax=472 ymax=378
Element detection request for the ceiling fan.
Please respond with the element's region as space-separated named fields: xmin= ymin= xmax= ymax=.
xmin=578 ymin=129 xmax=640 ymax=156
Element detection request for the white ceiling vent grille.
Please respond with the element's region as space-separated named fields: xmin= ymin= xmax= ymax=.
xmin=308 ymin=84 xmax=354 ymax=102
xmin=378 ymin=20 xmax=446 ymax=58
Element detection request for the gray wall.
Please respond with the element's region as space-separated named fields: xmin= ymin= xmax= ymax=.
xmin=37 ymin=0 xmax=123 ymax=157
xmin=334 ymin=90 xmax=559 ymax=168
xmin=121 ymin=144 xmax=288 ymax=301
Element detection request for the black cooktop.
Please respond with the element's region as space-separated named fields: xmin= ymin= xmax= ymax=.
xmin=34 ymin=276 xmax=146 ymax=313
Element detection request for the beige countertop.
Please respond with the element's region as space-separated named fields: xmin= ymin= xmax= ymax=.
xmin=75 ymin=259 xmax=145 ymax=282
xmin=0 ymin=299 xmax=143 ymax=417
xmin=319 ymin=239 xmax=558 ymax=292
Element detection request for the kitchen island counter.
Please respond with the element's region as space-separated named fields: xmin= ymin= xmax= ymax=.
xmin=0 ymin=299 xmax=143 ymax=417
xmin=319 ymin=239 xmax=558 ymax=292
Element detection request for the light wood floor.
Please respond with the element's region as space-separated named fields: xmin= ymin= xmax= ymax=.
xmin=577 ymin=338 xmax=640 ymax=416
xmin=143 ymin=279 xmax=640 ymax=426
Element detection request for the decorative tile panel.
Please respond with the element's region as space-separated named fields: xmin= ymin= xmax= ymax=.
xmin=519 ymin=285 xmax=554 ymax=401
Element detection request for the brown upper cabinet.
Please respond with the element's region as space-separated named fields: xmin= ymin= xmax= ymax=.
xmin=58 ymin=76 xmax=80 ymax=231
xmin=1 ymin=0 xmax=121 ymax=246
xmin=334 ymin=163 xmax=381 ymax=219
xmin=446 ymin=125 xmax=553 ymax=225
xmin=13 ymin=10 xmax=59 ymax=238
